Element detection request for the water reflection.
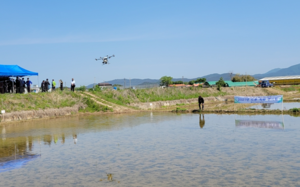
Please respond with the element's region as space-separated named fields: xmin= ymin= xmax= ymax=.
xmin=73 ymin=134 xmax=77 ymax=144
xmin=262 ymin=103 xmax=273 ymax=108
xmin=235 ymin=119 xmax=284 ymax=129
xmin=249 ymin=102 xmax=300 ymax=110
xmin=199 ymin=114 xmax=205 ymax=128
xmin=1 ymin=113 xmax=299 ymax=186
xmin=2 ymin=126 xmax=6 ymax=140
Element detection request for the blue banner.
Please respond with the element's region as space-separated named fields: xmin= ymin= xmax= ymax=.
xmin=234 ymin=95 xmax=283 ymax=103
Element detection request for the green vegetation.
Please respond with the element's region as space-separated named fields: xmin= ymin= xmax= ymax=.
xmin=280 ymin=85 xmax=300 ymax=92
xmin=290 ymin=108 xmax=300 ymax=113
xmin=0 ymin=90 xmax=110 ymax=113
xmin=172 ymin=107 xmax=188 ymax=112
xmin=172 ymin=81 xmax=184 ymax=84
xmin=89 ymin=87 xmax=227 ymax=105
xmin=232 ymin=74 xmax=256 ymax=82
xmin=0 ymin=91 xmax=78 ymax=112
xmin=216 ymin=77 xmax=226 ymax=91
xmin=79 ymin=97 xmax=111 ymax=112
xmin=160 ymin=76 xmax=173 ymax=87
xmin=189 ymin=78 xmax=206 ymax=85
xmin=75 ymin=86 xmax=86 ymax=92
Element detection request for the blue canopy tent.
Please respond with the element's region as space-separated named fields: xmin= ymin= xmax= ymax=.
xmin=0 ymin=65 xmax=38 ymax=77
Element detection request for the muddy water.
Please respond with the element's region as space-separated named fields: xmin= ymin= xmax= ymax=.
xmin=0 ymin=113 xmax=300 ymax=186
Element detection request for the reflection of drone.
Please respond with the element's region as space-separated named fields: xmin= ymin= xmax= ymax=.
xmin=95 ymin=55 xmax=115 ymax=65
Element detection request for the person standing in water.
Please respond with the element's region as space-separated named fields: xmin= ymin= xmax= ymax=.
xmin=198 ymin=95 xmax=204 ymax=111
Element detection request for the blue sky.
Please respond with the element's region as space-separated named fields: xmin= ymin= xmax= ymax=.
xmin=0 ymin=0 xmax=299 ymax=86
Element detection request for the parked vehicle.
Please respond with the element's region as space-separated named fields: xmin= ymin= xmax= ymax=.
xmin=261 ymin=80 xmax=273 ymax=88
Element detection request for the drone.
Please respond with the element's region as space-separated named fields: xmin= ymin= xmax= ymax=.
xmin=95 ymin=55 xmax=115 ymax=65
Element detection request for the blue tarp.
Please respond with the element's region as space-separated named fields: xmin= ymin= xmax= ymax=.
xmin=0 ymin=65 xmax=38 ymax=77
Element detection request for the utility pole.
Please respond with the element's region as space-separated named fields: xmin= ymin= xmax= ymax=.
xmin=246 ymin=72 xmax=247 ymax=87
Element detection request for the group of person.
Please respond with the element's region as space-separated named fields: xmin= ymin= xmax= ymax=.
xmin=40 ymin=78 xmax=76 ymax=92
xmin=41 ymin=79 xmax=62 ymax=92
xmin=0 ymin=77 xmax=33 ymax=94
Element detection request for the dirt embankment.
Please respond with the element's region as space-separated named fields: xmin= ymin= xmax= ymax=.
xmin=0 ymin=104 xmax=85 ymax=123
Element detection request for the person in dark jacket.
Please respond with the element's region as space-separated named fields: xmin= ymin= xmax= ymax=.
xmin=41 ymin=80 xmax=45 ymax=92
xmin=21 ymin=78 xmax=26 ymax=93
xmin=198 ymin=95 xmax=204 ymax=110
xmin=26 ymin=78 xmax=32 ymax=93
xmin=45 ymin=79 xmax=50 ymax=92
xmin=59 ymin=79 xmax=63 ymax=91
xmin=7 ymin=79 xmax=12 ymax=93
xmin=16 ymin=77 xmax=20 ymax=93
xmin=19 ymin=78 xmax=25 ymax=93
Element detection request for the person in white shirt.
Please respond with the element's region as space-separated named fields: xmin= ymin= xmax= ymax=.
xmin=71 ymin=78 xmax=76 ymax=92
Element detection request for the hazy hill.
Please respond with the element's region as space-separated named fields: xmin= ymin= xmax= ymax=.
xmin=253 ymin=63 xmax=300 ymax=79
xmin=86 ymin=63 xmax=300 ymax=87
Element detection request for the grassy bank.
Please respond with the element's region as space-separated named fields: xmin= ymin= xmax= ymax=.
xmin=0 ymin=91 xmax=111 ymax=113
xmin=89 ymin=87 xmax=228 ymax=105
xmin=87 ymin=86 xmax=269 ymax=106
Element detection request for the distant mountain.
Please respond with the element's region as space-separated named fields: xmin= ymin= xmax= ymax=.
xmin=265 ymin=68 xmax=281 ymax=74
xmin=86 ymin=78 xmax=159 ymax=88
xmin=86 ymin=63 xmax=300 ymax=87
xmin=253 ymin=63 xmax=300 ymax=79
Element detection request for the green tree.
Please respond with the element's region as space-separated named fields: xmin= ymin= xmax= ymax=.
xmin=173 ymin=81 xmax=183 ymax=84
xmin=232 ymin=74 xmax=256 ymax=82
xmin=195 ymin=78 xmax=206 ymax=83
xmin=216 ymin=77 xmax=226 ymax=90
xmin=160 ymin=76 xmax=173 ymax=87
xmin=188 ymin=80 xmax=195 ymax=85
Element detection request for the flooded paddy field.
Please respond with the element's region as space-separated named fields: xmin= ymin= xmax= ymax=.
xmin=1 ymin=113 xmax=300 ymax=186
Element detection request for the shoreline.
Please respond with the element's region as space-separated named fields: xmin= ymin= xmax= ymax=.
xmin=1 ymin=104 xmax=299 ymax=126
xmin=1 ymin=86 xmax=300 ymax=125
